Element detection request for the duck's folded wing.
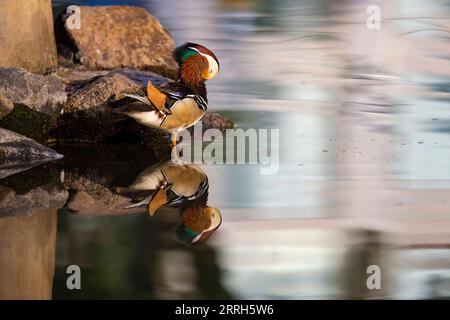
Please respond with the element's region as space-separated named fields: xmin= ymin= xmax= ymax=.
xmin=158 ymin=82 xmax=196 ymax=101
xmin=122 ymin=89 xmax=165 ymax=115
xmin=125 ymin=187 xmax=171 ymax=216
xmin=161 ymin=82 xmax=208 ymax=111
xmin=123 ymin=83 xmax=185 ymax=114
xmin=125 ymin=194 xmax=153 ymax=209
xmin=148 ymin=188 xmax=169 ymax=216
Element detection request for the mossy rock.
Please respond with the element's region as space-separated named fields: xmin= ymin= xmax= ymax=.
xmin=0 ymin=163 xmax=61 ymax=195
xmin=0 ymin=105 xmax=58 ymax=144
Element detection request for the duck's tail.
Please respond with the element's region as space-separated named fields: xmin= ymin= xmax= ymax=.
xmin=124 ymin=194 xmax=153 ymax=209
xmin=122 ymin=81 xmax=168 ymax=116
xmin=123 ymin=93 xmax=152 ymax=106
xmin=124 ymin=187 xmax=168 ymax=216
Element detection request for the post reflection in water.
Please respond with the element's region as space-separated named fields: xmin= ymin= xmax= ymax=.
xmin=0 ymin=209 xmax=57 ymax=300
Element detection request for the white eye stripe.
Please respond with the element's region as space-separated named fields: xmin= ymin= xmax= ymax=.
xmin=188 ymin=46 xmax=200 ymax=53
xmin=204 ymin=54 xmax=219 ymax=77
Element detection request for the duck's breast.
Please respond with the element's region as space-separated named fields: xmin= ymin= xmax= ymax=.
xmin=162 ymin=98 xmax=205 ymax=132
xmin=163 ymin=164 xmax=206 ymax=197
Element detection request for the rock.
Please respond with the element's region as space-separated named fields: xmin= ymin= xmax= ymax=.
xmin=0 ymin=164 xmax=68 ymax=217
xmin=59 ymin=143 xmax=162 ymax=216
xmin=0 ymin=163 xmax=63 ymax=193
xmin=0 ymin=0 xmax=57 ymax=74
xmin=0 ymin=105 xmax=59 ymax=144
xmin=62 ymin=6 xmax=178 ymax=78
xmin=0 ymin=68 xmax=66 ymax=115
xmin=56 ymin=66 xmax=109 ymax=86
xmin=0 ymin=128 xmax=63 ymax=169
xmin=0 ymin=185 xmax=15 ymax=208
xmin=0 ymin=164 xmax=41 ymax=181
xmin=63 ymin=69 xmax=168 ymax=113
xmin=65 ymin=189 xmax=142 ymax=216
xmin=0 ymin=68 xmax=67 ymax=142
xmin=65 ymin=73 xmax=139 ymax=113
xmin=200 ymin=112 xmax=235 ymax=131
xmin=0 ymin=88 xmax=13 ymax=120
xmin=0 ymin=184 xmax=68 ymax=217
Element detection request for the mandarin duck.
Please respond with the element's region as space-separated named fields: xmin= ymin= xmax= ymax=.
xmin=114 ymin=43 xmax=220 ymax=146
xmin=122 ymin=161 xmax=222 ymax=244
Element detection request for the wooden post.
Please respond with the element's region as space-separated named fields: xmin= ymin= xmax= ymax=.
xmin=0 ymin=209 xmax=57 ymax=299
xmin=0 ymin=0 xmax=57 ymax=74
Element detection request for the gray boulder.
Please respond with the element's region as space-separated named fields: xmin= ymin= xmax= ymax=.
xmin=0 ymin=68 xmax=67 ymax=142
xmin=0 ymin=128 xmax=63 ymax=171
xmin=0 ymin=184 xmax=68 ymax=217
xmin=0 ymin=68 xmax=66 ymax=115
xmin=0 ymin=164 xmax=68 ymax=217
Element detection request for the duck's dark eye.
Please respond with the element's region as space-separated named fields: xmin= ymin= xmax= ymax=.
xmin=210 ymin=69 xmax=213 ymax=73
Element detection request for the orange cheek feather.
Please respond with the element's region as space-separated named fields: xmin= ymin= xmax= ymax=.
xmin=202 ymin=67 xmax=211 ymax=79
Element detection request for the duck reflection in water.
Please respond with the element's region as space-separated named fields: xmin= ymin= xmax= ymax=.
xmin=121 ymin=160 xmax=222 ymax=245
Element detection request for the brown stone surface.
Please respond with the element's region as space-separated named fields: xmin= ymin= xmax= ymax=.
xmin=0 ymin=183 xmax=68 ymax=217
xmin=0 ymin=88 xmax=14 ymax=119
xmin=63 ymin=6 xmax=178 ymax=78
xmin=0 ymin=185 xmax=15 ymax=207
xmin=0 ymin=68 xmax=67 ymax=142
xmin=0 ymin=68 xmax=66 ymax=115
xmin=0 ymin=0 xmax=57 ymax=74
xmin=200 ymin=112 xmax=235 ymax=132
xmin=66 ymin=189 xmax=143 ymax=216
xmin=0 ymin=163 xmax=68 ymax=216
xmin=65 ymin=73 xmax=140 ymax=113
xmin=64 ymin=69 xmax=170 ymax=113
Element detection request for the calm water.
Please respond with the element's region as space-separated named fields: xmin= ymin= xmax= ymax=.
xmin=1 ymin=0 xmax=450 ymax=299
